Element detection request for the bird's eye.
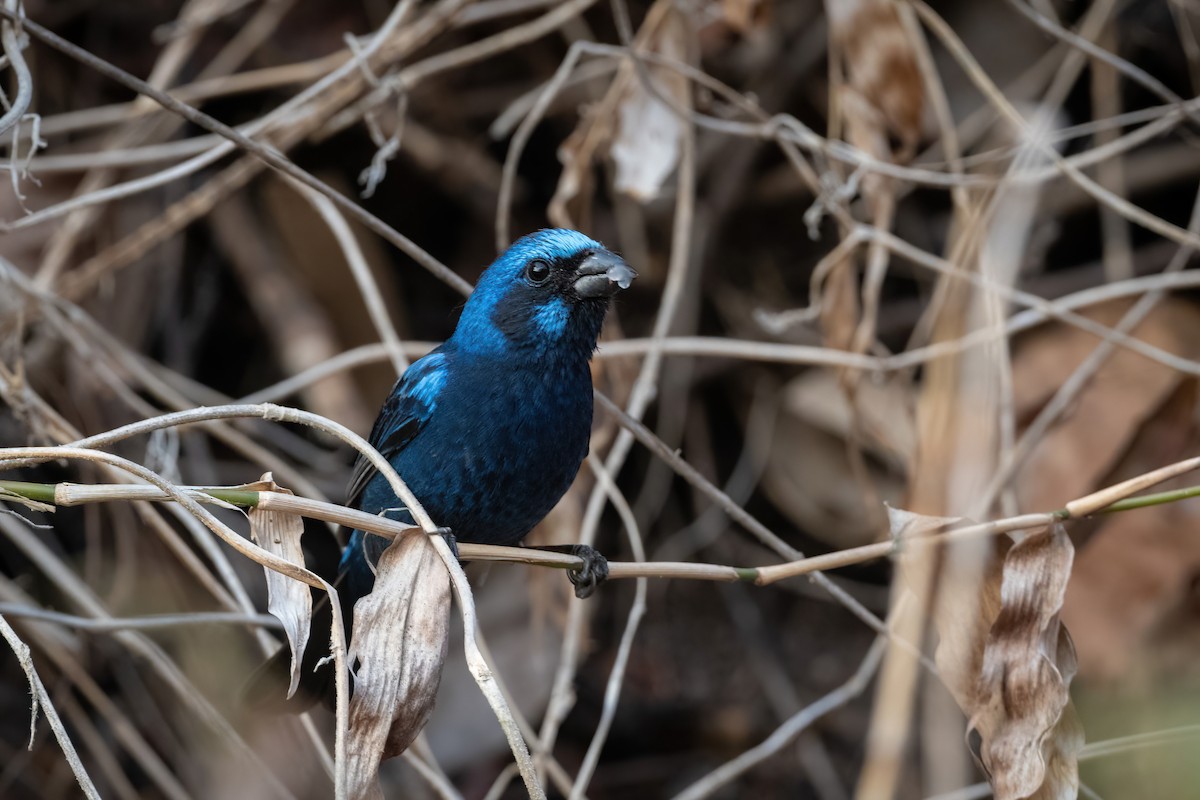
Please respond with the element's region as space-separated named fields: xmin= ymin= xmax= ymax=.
xmin=525 ymin=259 xmax=552 ymax=285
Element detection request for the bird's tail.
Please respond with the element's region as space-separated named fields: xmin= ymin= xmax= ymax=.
xmin=241 ymin=575 xmax=352 ymax=713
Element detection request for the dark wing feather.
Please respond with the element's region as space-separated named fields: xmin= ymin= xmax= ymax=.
xmin=344 ymin=349 xmax=449 ymax=510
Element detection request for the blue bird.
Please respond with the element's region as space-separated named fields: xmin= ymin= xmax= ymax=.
xmin=341 ymin=228 xmax=635 ymax=603
xmin=247 ymin=229 xmax=635 ymax=709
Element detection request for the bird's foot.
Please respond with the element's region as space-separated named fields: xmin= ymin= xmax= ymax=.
xmin=567 ymin=545 xmax=608 ymax=598
xmin=527 ymin=544 xmax=609 ymax=599
xmin=433 ymin=527 xmax=459 ymax=560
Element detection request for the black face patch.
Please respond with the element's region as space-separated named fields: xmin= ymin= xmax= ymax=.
xmin=489 ymin=249 xmax=602 ymax=344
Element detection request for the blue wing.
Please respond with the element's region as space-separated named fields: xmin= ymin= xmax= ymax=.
xmin=344 ymin=348 xmax=450 ymax=512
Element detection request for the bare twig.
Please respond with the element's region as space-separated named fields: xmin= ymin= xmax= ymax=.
xmin=0 ymin=615 xmax=101 ymax=800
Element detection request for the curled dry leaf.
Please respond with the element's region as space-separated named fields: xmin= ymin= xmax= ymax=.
xmin=970 ymin=523 xmax=1082 ymax=800
xmin=893 ymin=509 xmax=1082 ymax=800
xmin=248 ymin=473 xmax=311 ymax=700
xmin=825 ymin=0 xmax=923 ymax=161
xmin=610 ymin=10 xmax=690 ymax=202
xmin=345 ymin=532 xmax=450 ymax=800
xmin=825 ymin=0 xmax=923 ymax=216
xmin=548 ymin=1 xmax=679 ymax=227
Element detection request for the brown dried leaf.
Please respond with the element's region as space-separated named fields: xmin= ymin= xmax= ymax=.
xmin=969 ymin=524 xmax=1082 ymax=800
xmin=784 ymin=369 xmax=915 ymax=469
xmin=247 ymin=473 xmax=310 ymax=700
xmin=759 ymin=371 xmax=912 ymax=551
xmin=818 ymin=248 xmax=860 ymax=354
xmin=345 ymin=533 xmax=450 ymax=800
xmin=548 ymin=111 xmax=605 ymax=231
xmin=760 ymin=412 xmax=907 ymax=550
xmin=1062 ymin=377 xmax=1200 ymax=680
xmin=861 ymin=506 xmax=975 ymax=798
xmin=547 ymin=1 xmax=678 ymax=228
xmin=611 ymin=11 xmax=689 ymax=202
xmin=720 ymin=0 xmax=768 ymax=33
xmin=894 ymin=510 xmax=1082 ymax=799
xmin=1013 ymin=299 xmax=1200 ymax=512
xmin=887 ymin=506 xmax=963 ymax=541
xmin=826 ymin=0 xmax=924 ymax=159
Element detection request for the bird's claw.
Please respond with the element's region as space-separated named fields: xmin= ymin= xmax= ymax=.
xmin=565 ymin=544 xmax=608 ymax=599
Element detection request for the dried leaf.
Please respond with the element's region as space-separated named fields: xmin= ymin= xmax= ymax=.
xmin=818 ymin=248 xmax=860 ymax=353
xmin=547 ymin=2 xmax=679 ymax=227
xmin=969 ymin=524 xmax=1082 ymax=800
xmin=892 ymin=510 xmax=1082 ymax=799
xmin=860 ymin=506 xmax=976 ymax=798
xmin=784 ymin=369 xmax=915 ymax=469
xmin=345 ymin=533 xmax=450 ymax=800
xmin=1061 ymin=377 xmax=1200 ymax=680
xmin=760 ymin=416 xmax=905 ymax=549
xmin=1012 ymin=300 xmax=1200 ymax=683
xmin=1014 ymin=299 xmax=1199 ymax=512
xmin=248 ymin=473 xmax=310 ymax=700
xmin=611 ymin=11 xmax=689 ymax=202
xmin=720 ymin=0 xmax=767 ymax=34
xmin=826 ymin=0 xmax=924 ymax=159
xmin=888 ymin=506 xmax=985 ymax=692
xmin=887 ymin=506 xmax=963 ymax=542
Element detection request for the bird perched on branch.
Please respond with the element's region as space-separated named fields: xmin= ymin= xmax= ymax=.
xmin=341 ymin=228 xmax=634 ymax=604
xmin=248 ymin=228 xmax=635 ymax=709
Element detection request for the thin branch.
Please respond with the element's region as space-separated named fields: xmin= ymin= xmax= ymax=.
xmin=0 ymin=0 xmax=33 ymax=139
xmin=672 ymin=635 xmax=887 ymax=800
xmin=0 ymin=605 xmax=283 ymax=632
xmin=0 ymin=615 xmax=101 ymax=800
xmin=0 ymin=6 xmax=473 ymax=297
xmin=4 ymin=463 xmax=1196 ymax=585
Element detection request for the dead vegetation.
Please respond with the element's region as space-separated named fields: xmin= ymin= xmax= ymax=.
xmin=2 ymin=0 xmax=1200 ymax=798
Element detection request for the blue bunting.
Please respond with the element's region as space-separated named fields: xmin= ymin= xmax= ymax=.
xmin=340 ymin=229 xmax=636 ymax=613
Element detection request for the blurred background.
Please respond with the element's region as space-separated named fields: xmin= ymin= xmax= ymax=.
xmin=1 ymin=0 xmax=1200 ymax=797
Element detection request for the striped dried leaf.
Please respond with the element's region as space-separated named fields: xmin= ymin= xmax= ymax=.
xmin=892 ymin=510 xmax=1082 ymax=799
xmin=344 ymin=532 xmax=450 ymax=800
xmin=248 ymin=473 xmax=310 ymax=700
xmin=970 ymin=523 xmax=1082 ymax=800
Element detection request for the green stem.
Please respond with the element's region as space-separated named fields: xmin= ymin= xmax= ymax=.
xmin=0 ymin=480 xmax=259 ymax=508
xmin=1099 ymin=485 xmax=1200 ymax=514
xmin=0 ymin=480 xmax=57 ymax=504
xmin=203 ymin=489 xmax=261 ymax=508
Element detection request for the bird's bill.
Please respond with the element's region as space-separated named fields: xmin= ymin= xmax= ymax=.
xmin=573 ymin=251 xmax=637 ymax=298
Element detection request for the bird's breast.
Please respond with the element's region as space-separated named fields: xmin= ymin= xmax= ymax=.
xmin=392 ymin=355 xmax=593 ymax=546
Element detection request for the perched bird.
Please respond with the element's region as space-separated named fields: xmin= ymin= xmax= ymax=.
xmin=248 ymin=228 xmax=635 ymax=709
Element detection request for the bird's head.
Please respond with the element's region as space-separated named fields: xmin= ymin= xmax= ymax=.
xmin=451 ymin=229 xmax=636 ymax=357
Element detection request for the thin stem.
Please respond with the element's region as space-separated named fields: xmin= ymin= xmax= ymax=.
xmin=3 ymin=475 xmax=1196 ymax=584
